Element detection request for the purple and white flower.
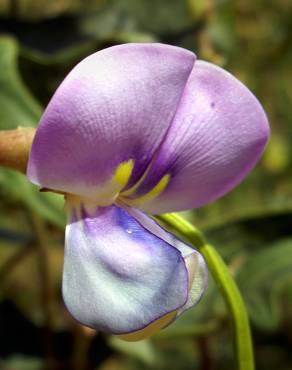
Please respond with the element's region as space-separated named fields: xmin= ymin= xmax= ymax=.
xmin=27 ymin=43 xmax=269 ymax=341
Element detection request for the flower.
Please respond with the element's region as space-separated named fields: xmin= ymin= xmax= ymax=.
xmin=27 ymin=43 xmax=269 ymax=341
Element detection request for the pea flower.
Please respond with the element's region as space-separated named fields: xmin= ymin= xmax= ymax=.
xmin=27 ymin=44 xmax=269 ymax=341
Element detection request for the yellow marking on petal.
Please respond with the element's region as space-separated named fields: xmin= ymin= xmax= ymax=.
xmin=117 ymin=310 xmax=177 ymax=342
xmin=122 ymin=173 xmax=170 ymax=207
xmin=111 ymin=159 xmax=134 ymax=189
xmin=121 ymin=162 xmax=152 ymax=197
xmin=62 ymin=160 xmax=135 ymax=207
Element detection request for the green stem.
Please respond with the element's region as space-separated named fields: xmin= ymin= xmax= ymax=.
xmin=156 ymin=213 xmax=254 ymax=370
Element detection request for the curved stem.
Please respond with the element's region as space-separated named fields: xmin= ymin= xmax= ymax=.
xmin=156 ymin=213 xmax=254 ymax=370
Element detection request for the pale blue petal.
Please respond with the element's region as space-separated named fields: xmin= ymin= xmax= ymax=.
xmin=62 ymin=204 xmax=189 ymax=334
xmin=126 ymin=206 xmax=208 ymax=316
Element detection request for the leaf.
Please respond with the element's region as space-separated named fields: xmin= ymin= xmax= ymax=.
xmin=108 ymin=337 xmax=157 ymax=366
xmin=0 ymin=355 xmax=43 ymax=370
xmin=0 ymin=36 xmax=65 ymax=227
xmin=80 ymin=0 xmax=192 ymax=40
xmin=0 ymin=36 xmax=41 ymax=129
xmin=237 ymin=238 xmax=292 ymax=331
xmin=187 ymin=173 xmax=292 ymax=232
xmin=0 ymin=169 xmax=65 ymax=228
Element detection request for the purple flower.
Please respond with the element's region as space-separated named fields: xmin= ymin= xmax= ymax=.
xmin=27 ymin=43 xmax=269 ymax=341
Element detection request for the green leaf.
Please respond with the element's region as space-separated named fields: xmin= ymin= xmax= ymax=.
xmin=237 ymin=238 xmax=292 ymax=331
xmin=81 ymin=0 xmax=192 ymax=40
xmin=0 ymin=36 xmax=65 ymax=227
xmin=0 ymin=169 xmax=65 ymax=228
xmin=0 ymin=355 xmax=43 ymax=370
xmin=187 ymin=174 xmax=292 ymax=232
xmin=109 ymin=337 xmax=157 ymax=366
xmin=0 ymin=36 xmax=42 ymax=129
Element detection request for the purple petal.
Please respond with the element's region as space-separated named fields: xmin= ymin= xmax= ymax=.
xmin=27 ymin=44 xmax=195 ymax=203
xmin=126 ymin=60 xmax=270 ymax=213
xmin=63 ymin=202 xmax=190 ymax=335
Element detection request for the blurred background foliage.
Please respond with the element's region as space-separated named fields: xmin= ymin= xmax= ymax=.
xmin=0 ymin=0 xmax=291 ymax=369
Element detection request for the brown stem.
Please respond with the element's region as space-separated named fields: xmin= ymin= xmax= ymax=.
xmin=198 ymin=336 xmax=214 ymax=370
xmin=30 ymin=212 xmax=56 ymax=370
xmin=0 ymin=128 xmax=36 ymax=173
xmin=0 ymin=243 xmax=35 ymax=286
xmin=72 ymin=325 xmax=94 ymax=370
xmin=9 ymin=0 xmax=20 ymax=18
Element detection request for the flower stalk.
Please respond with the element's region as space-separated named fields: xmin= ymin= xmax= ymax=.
xmin=0 ymin=127 xmax=35 ymax=173
xmin=156 ymin=213 xmax=254 ymax=370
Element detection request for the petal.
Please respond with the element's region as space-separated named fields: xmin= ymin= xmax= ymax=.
xmin=62 ymin=202 xmax=190 ymax=336
xmin=177 ymin=249 xmax=207 ymax=315
xmin=27 ymin=43 xmax=195 ymax=203
xmin=125 ymin=60 xmax=270 ymax=213
xmin=125 ymin=206 xmax=207 ymax=316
